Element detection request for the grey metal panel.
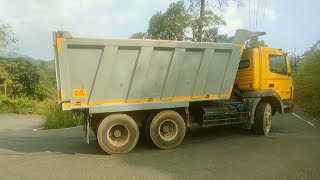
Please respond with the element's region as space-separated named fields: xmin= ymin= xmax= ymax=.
xmin=89 ymin=46 xmax=119 ymax=102
xmin=88 ymin=100 xmax=189 ymax=114
xmin=59 ymin=41 xmax=72 ymax=104
xmin=192 ymin=49 xmax=215 ymax=96
xmin=127 ymin=47 xmax=153 ymax=100
xmin=53 ymin=29 xmax=260 ymax=112
xmin=141 ymin=48 xmax=174 ymax=98
xmin=67 ymin=46 xmax=103 ymax=103
xmin=204 ymin=49 xmax=231 ymax=95
xmin=161 ymin=48 xmax=186 ymax=98
xmin=220 ymin=48 xmax=242 ymax=95
xmin=174 ymin=49 xmax=203 ymax=97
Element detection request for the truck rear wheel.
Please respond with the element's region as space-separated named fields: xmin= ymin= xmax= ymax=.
xmin=254 ymin=102 xmax=272 ymax=135
xmin=149 ymin=110 xmax=186 ymax=150
xmin=97 ymin=114 xmax=139 ymax=154
xmin=141 ymin=114 xmax=153 ymax=143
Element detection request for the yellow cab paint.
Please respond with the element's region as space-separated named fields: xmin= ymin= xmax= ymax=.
xmin=235 ymin=47 xmax=293 ymax=100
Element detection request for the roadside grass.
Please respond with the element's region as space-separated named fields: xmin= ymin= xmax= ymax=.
xmin=38 ymin=99 xmax=82 ymax=129
xmin=0 ymin=94 xmax=81 ymax=129
xmin=0 ymin=94 xmax=38 ymax=114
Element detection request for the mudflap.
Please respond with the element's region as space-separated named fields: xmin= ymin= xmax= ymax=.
xmin=83 ymin=114 xmax=91 ymax=144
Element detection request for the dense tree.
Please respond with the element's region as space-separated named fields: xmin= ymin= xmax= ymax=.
xmin=36 ymin=61 xmax=56 ymax=100
xmin=189 ymin=0 xmax=243 ymax=42
xmin=130 ymin=0 xmax=240 ymax=42
xmin=0 ymin=21 xmax=55 ymax=100
xmin=295 ymin=43 xmax=320 ymax=116
xmin=130 ymin=1 xmax=244 ymax=42
xmin=147 ymin=1 xmax=190 ymax=40
xmin=189 ymin=6 xmax=226 ymax=42
xmin=245 ymin=37 xmax=267 ymax=48
xmin=36 ymin=61 xmax=56 ymax=89
xmin=303 ymin=40 xmax=320 ymax=57
xmin=0 ymin=58 xmax=39 ymax=98
xmin=0 ymin=23 xmax=17 ymax=51
xmin=129 ymin=32 xmax=148 ymax=39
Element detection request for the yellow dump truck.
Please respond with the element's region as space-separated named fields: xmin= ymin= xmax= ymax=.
xmin=53 ymin=29 xmax=294 ymax=154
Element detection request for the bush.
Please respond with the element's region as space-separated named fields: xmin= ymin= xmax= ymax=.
xmin=0 ymin=94 xmax=37 ymax=114
xmin=294 ymin=50 xmax=320 ymax=117
xmin=39 ymin=100 xmax=82 ymax=129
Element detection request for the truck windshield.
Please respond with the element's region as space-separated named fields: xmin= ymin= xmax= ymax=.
xmin=269 ymin=55 xmax=287 ymax=74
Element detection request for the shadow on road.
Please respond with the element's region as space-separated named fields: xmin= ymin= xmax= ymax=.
xmin=0 ymin=124 xmax=252 ymax=155
xmin=1 ymin=114 xmax=316 ymax=156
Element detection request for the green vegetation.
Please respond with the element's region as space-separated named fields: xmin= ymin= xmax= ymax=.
xmin=0 ymin=23 xmax=17 ymax=51
xmin=245 ymin=37 xmax=267 ymax=48
xmin=0 ymin=56 xmax=77 ymax=129
xmin=0 ymin=22 xmax=78 ymax=129
xmin=147 ymin=1 xmax=190 ymax=40
xmin=0 ymin=23 xmax=77 ymax=129
xmin=40 ymin=100 xmax=81 ymax=129
xmin=130 ymin=0 xmax=236 ymax=42
xmin=294 ymin=41 xmax=320 ymax=117
xmin=0 ymin=94 xmax=37 ymax=114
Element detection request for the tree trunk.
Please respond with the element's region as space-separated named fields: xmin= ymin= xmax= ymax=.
xmin=197 ymin=0 xmax=206 ymax=42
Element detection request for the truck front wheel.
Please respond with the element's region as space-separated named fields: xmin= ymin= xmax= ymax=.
xmin=254 ymin=102 xmax=272 ymax=135
xmin=97 ymin=114 xmax=139 ymax=154
xmin=149 ymin=110 xmax=186 ymax=150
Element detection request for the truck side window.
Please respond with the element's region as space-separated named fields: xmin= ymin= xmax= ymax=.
xmin=269 ymin=55 xmax=287 ymax=74
xmin=238 ymin=59 xmax=250 ymax=69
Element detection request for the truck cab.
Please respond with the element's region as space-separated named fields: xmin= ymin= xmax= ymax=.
xmin=235 ymin=47 xmax=294 ymax=113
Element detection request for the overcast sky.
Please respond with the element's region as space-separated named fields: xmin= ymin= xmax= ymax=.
xmin=0 ymin=0 xmax=319 ymax=60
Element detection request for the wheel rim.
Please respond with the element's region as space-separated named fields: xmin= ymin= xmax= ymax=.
xmin=107 ymin=124 xmax=130 ymax=147
xmin=158 ymin=119 xmax=178 ymax=141
xmin=265 ymin=106 xmax=272 ymax=134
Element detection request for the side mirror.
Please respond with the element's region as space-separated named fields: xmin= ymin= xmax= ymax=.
xmin=285 ymin=52 xmax=297 ymax=76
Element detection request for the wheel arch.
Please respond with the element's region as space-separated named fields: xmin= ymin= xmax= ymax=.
xmin=242 ymin=90 xmax=284 ymax=128
xmin=242 ymin=90 xmax=284 ymax=115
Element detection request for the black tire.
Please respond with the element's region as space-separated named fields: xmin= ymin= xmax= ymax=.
xmin=97 ymin=114 xmax=139 ymax=154
xmin=141 ymin=113 xmax=153 ymax=143
xmin=254 ymin=102 xmax=272 ymax=135
xmin=150 ymin=110 xmax=186 ymax=150
xmin=93 ymin=128 xmax=98 ymax=139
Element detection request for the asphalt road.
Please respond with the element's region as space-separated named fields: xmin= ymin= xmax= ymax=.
xmin=0 ymin=113 xmax=319 ymax=180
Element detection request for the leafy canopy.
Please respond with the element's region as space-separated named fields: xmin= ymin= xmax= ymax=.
xmin=130 ymin=0 xmax=241 ymax=42
xmin=245 ymin=37 xmax=268 ymax=48
xmin=0 ymin=23 xmax=17 ymax=51
xmin=294 ymin=42 xmax=320 ymax=116
xmin=147 ymin=1 xmax=190 ymax=40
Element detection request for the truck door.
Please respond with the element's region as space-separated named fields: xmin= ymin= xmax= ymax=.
xmin=264 ymin=50 xmax=292 ymax=100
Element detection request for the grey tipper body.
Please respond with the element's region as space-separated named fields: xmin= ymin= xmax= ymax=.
xmin=53 ymin=29 xmax=256 ymax=114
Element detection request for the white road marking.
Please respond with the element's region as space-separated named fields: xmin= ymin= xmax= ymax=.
xmin=292 ymin=113 xmax=315 ymax=127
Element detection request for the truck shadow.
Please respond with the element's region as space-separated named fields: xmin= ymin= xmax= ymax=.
xmin=0 ymin=125 xmax=253 ymax=155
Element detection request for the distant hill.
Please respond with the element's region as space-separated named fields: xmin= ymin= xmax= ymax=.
xmin=0 ymin=51 xmax=54 ymax=66
xmin=0 ymin=51 xmax=37 ymax=63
